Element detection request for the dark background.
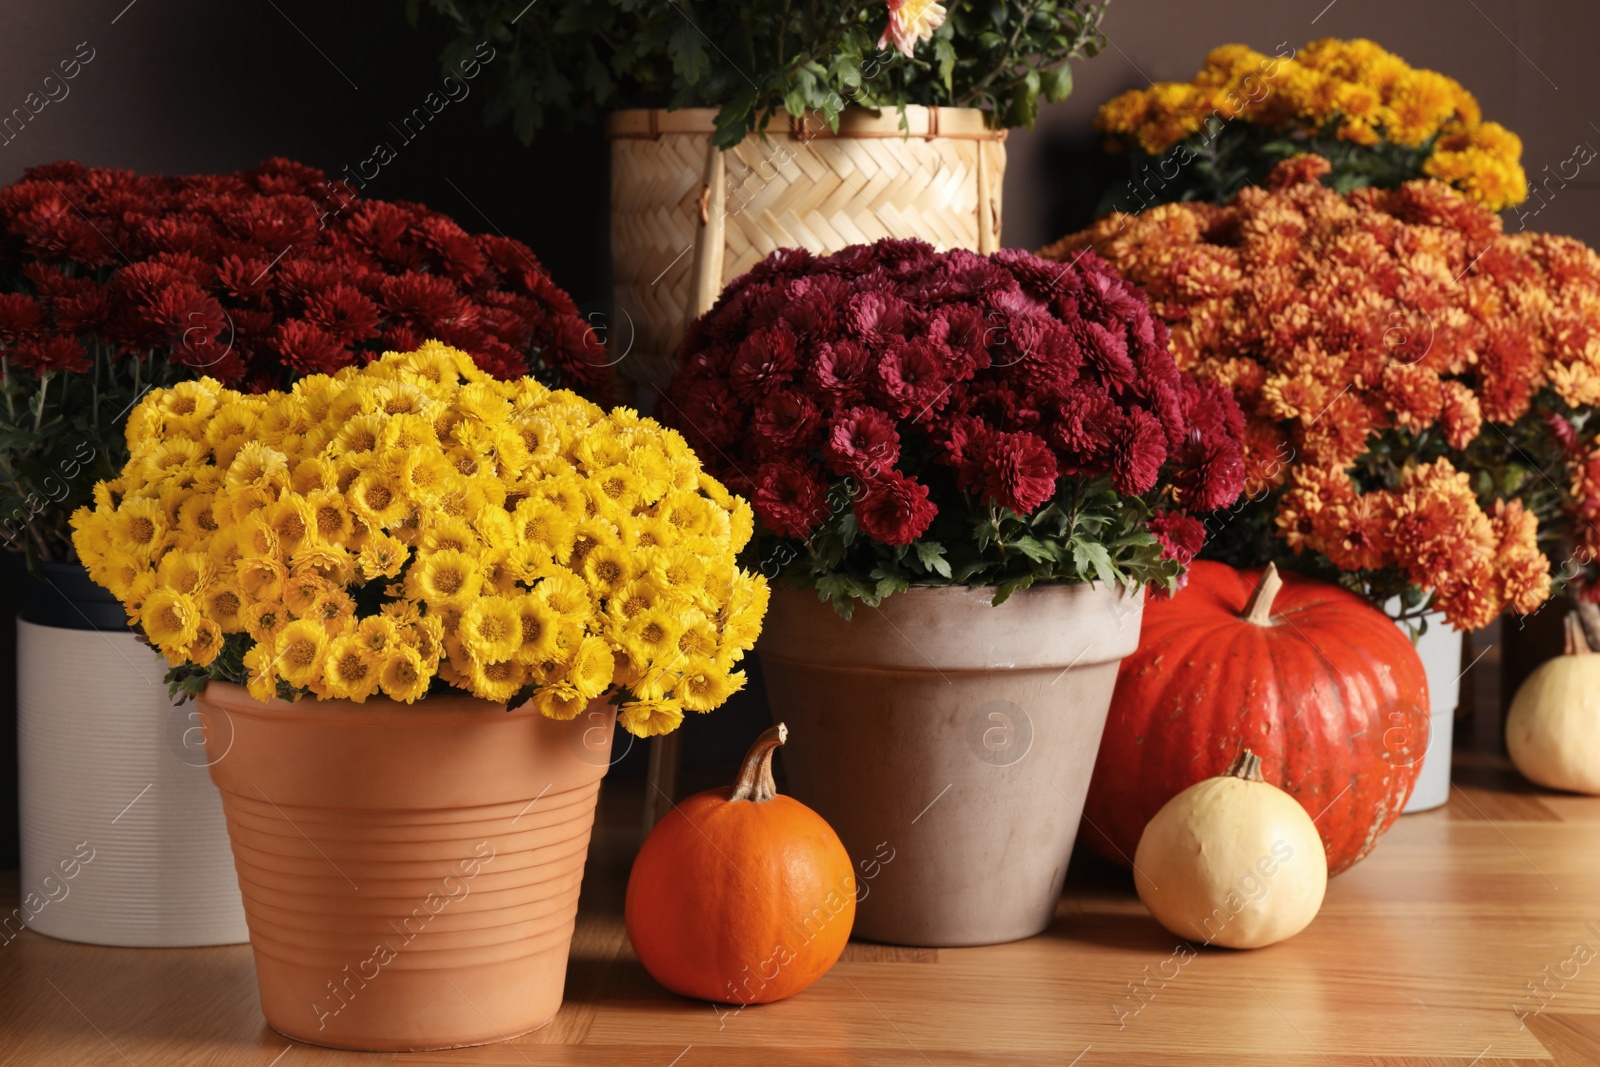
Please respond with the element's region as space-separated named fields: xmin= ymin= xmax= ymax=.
xmin=0 ymin=0 xmax=1595 ymax=863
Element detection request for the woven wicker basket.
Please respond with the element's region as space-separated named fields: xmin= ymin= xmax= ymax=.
xmin=607 ymin=105 xmax=1006 ymax=389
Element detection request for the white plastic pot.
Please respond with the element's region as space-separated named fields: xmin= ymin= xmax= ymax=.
xmin=1397 ymin=610 xmax=1462 ymax=814
xmin=15 ymin=618 xmax=247 ymax=946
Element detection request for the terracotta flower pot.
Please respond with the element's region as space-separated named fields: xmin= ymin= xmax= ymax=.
xmin=758 ymin=582 xmax=1143 ymax=947
xmin=198 ymin=682 xmax=616 ymax=1052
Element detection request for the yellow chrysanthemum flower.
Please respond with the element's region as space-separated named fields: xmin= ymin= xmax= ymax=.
xmin=379 ymin=644 xmax=430 ymax=703
xmin=141 ymin=588 xmax=201 ymax=652
xmin=108 ymin=496 xmax=168 ymax=559
xmin=619 ymin=697 xmax=685 ymax=738
xmin=536 ymin=568 xmax=592 ymax=620
xmin=459 ymin=595 xmax=522 ymax=663
xmin=530 ymin=683 xmax=587 ymax=721
xmin=570 ymin=635 xmax=615 ymax=700
xmin=73 ymin=344 xmax=765 ymax=735
xmin=467 ymin=656 xmax=525 ymax=704
xmin=406 ymin=547 xmax=482 ymax=606
xmin=319 ymin=634 xmax=380 ymax=702
xmin=677 ymin=659 xmax=745 ymax=713
xmin=1093 ymin=36 xmax=1526 ymax=210
xmin=273 ymin=619 xmax=329 ymax=689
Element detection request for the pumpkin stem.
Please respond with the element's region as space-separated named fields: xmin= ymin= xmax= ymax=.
xmin=1575 ymin=602 xmax=1600 ymax=654
xmin=730 ymin=723 xmax=787 ymax=803
xmin=1564 ymin=611 xmax=1593 ymax=657
xmin=1226 ymin=749 xmax=1265 ymax=783
xmin=1242 ymin=563 xmax=1284 ymax=626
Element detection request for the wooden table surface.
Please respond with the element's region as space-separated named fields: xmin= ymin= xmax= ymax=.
xmin=4 ymin=754 xmax=1600 ymax=1066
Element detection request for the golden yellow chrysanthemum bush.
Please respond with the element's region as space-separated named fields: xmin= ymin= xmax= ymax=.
xmin=68 ymin=342 xmax=767 ymax=738
xmin=1094 ymin=37 xmax=1527 ymax=213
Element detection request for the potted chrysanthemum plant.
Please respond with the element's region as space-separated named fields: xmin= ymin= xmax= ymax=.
xmin=0 ymin=158 xmax=609 ymax=951
xmin=71 ymin=342 xmax=766 ymax=1051
xmin=1046 ymin=154 xmax=1600 ymax=811
xmin=663 ymin=237 xmax=1245 ymax=946
xmin=1092 ymin=37 xmax=1528 ymax=214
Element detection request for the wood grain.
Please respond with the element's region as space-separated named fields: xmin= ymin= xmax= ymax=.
xmin=3 ymin=762 xmax=1600 ymax=1065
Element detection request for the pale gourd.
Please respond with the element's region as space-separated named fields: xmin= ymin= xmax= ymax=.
xmin=1133 ymin=750 xmax=1327 ymax=950
xmin=1506 ymin=613 xmax=1600 ymax=794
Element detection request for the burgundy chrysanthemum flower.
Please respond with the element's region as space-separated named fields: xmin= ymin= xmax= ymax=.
xmin=753 ymin=460 xmax=831 ymax=539
xmin=1112 ymin=408 xmax=1169 ymax=496
xmin=662 ymin=236 xmax=1247 ymax=571
xmin=273 ymin=319 xmax=351 ymax=376
xmin=730 ymin=325 xmax=800 ymax=400
xmin=823 ymin=406 xmax=901 ymax=477
xmin=1148 ymin=510 xmax=1206 ymax=565
xmin=302 ymin=284 xmax=382 ymax=345
xmin=979 ymin=430 xmax=1059 ymax=515
xmin=1174 ymin=427 xmax=1247 ymax=513
xmin=854 ymin=469 xmax=937 ymax=546
xmin=0 ymin=293 xmax=44 ymax=343
xmin=12 ymin=334 xmax=90 ymax=374
xmin=808 ymin=339 xmax=872 ymax=400
xmin=753 ymin=390 xmax=823 ymax=454
xmin=876 ymin=339 xmax=949 ymax=418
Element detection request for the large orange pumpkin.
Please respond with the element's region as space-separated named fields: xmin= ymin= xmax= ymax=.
xmin=625 ymin=724 xmax=854 ymax=1005
xmin=1085 ymin=561 xmax=1429 ymax=875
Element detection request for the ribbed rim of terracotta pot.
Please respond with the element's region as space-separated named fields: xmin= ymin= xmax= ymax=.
xmin=605 ymin=104 xmax=1006 ymax=140
xmin=757 ymin=581 xmax=1145 ymax=671
xmin=198 ymin=679 xmax=550 ymax=724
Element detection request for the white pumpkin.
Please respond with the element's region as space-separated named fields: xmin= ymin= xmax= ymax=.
xmin=1133 ymin=750 xmax=1327 ymax=950
xmin=1507 ymin=613 xmax=1600 ymax=795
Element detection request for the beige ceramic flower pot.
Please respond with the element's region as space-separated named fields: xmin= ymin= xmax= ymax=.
xmin=758 ymin=582 xmax=1143 ymax=947
xmin=198 ymin=682 xmax=616 ymax=1052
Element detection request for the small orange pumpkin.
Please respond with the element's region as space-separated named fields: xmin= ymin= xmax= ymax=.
xmin=625 ymin=723 xmax=855 ymax=1005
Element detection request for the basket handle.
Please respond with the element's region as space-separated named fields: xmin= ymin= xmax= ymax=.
xmin=689 ymin=143 xmax=728 ymax=321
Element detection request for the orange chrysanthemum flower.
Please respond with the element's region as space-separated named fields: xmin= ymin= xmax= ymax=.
xmin=1042 ymin=155 xmax=1600 ymax=629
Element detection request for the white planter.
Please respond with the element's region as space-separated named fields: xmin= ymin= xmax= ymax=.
xmin=15 ymin=618 xmax=248 ymax=946
xmin=1397 ymin=610 xmax=1462 ymax=813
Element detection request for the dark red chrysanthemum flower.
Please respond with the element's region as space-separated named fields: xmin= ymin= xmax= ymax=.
xmin=808 ymin=339 xmax=872 ymax=400
xmin=753 ymin=460 xmax=831 ymax=539
xmin=876 ymin=339 xmax=950 ymax=418
xmin=730 ymin=325 xmax=799 ymax=400
xmin=1174 ymin=427 xmax=1247 ymax=514
xmin=661 ymin=236 xmax=1247 ymax=562
xmin=979 ymin=430 xmax=1058 ymax=515
xmin=1112 ymin=408 xmax=1168 ymax=495
xmin=302 ymin=284 xmax=382 ymax=345
xmin=823 ymin=406 xmax=901 ymax=477
xmin=0 ymin=293 xmax=44 ymax=343
xmin=854 ymin=469 xmax=937 ymax=546
xmin=378 ymin=272 xmax=468 ymax=332
xmin=12 ymin=334 xmax=91 ymax=374
xmin=1148 ymin=510 xmax=1206 ymax=565
xmin=273 ymin=319 xmax=351 ymax=376
xmin=753 ymin=390 xmax=823 ymax=455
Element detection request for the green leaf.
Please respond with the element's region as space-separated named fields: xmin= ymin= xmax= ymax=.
xmin=913 ymin=540 xmax=952 ymax=578
xmin=992 ymin=574 xmax=1036 ymax=606
xmin=1009 ymin=535 xmax=1056 ymax=564
xmin=1040 ymin=62 xmax=1072 ymax=102
xmin=668 ymin=22 xmax=711 ymax=86
xmin=934 ymin=38 xmax=956 ymax=93
xmin=1071 ymin=540 xmax=1117 ymax=587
